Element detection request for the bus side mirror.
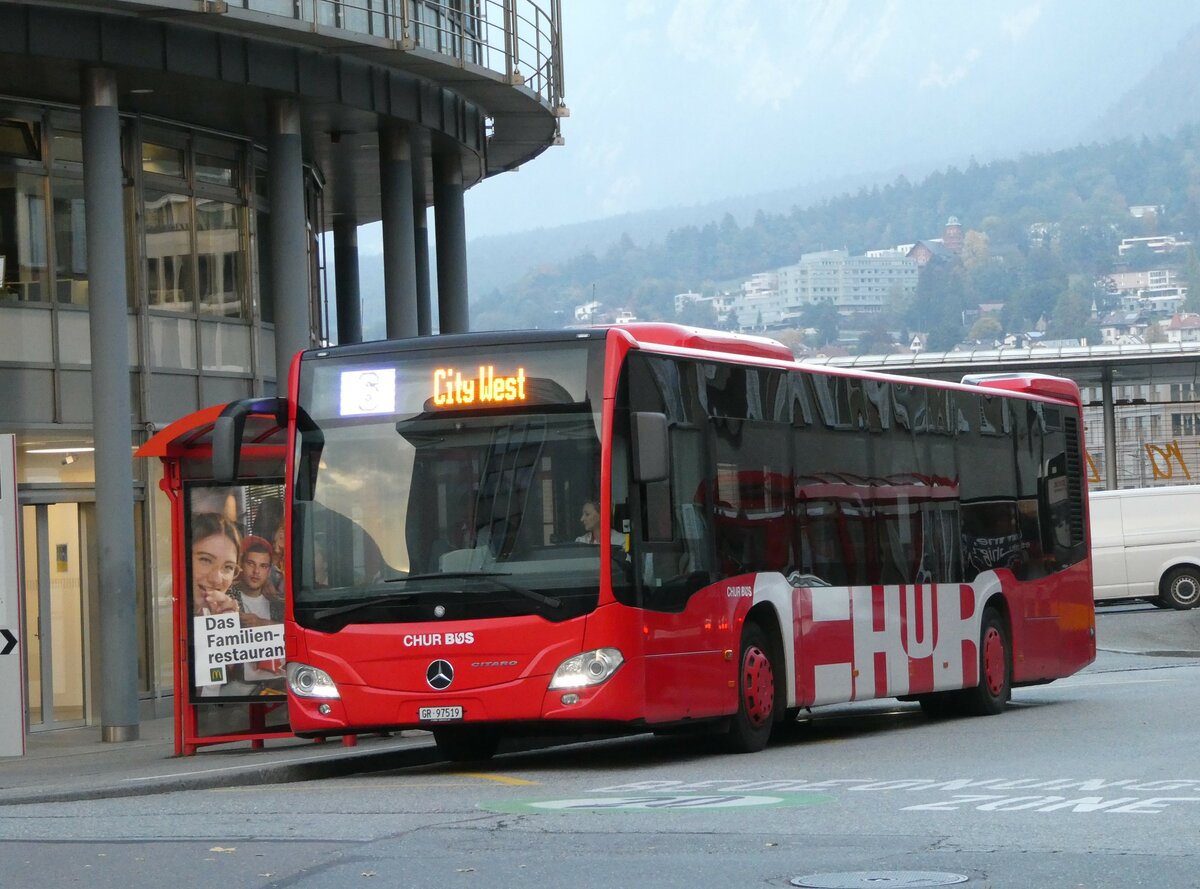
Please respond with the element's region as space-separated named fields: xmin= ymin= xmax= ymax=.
xmin=212 ymin=397 xmax=287 ymax=483
xmin=633 ymin=411 xmax=669 ymax=483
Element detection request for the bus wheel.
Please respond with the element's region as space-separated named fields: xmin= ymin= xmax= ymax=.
xmin=1160 ymin=566 xmax=1200 ymax=610
xmin=433 ymin=726 xmax=500 ymax=763
xmin=720 ymin=622 xmax=777 ymax=753
xmin=959 ymin=609 xmax=1011 ymax=716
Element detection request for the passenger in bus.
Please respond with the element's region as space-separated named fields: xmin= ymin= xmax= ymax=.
xmin=576 ymin=499 xmax=625 ymax=546
xmin=190 ymin=512 xmax=241 ymax=617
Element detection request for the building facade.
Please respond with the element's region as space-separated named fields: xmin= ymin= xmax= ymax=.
xmin=778 ymin=249 xmax=917 ymax=316
xmin=0 ymin=0 xmax=564 ymax=738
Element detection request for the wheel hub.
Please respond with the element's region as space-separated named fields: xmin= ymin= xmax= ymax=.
xmin=1172 ymin=576 xmax=1199 ymax=606
xmin=982 ymin=627 xmax=1005 ymax=696
xmin=742 ymin=645 xmax=775 ymax=726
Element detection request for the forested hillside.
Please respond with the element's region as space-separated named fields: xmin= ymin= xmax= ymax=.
xmin=472 ymin=125 xmax=1200 ymax=348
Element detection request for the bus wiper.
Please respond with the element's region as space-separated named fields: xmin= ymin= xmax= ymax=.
xmin=310 ymin=593 xmax=416 ymax=622
xmin=479 ymin=577 xmax=562 ymax=610
xmin=386 ymin=571 xmax=562 ymax=610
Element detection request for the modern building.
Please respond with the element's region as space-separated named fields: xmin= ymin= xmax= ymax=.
xmin=0 ymin=0 xmax=564 ymax=740
xmin=1118 ymin=234 xmax=1191 ymax=256
xmin=776 ymin=249 xmax=918 ymax=315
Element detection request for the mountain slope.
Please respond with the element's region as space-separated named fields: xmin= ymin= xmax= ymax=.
xmin=1086 ymin=23 xmax=1200 ymax=142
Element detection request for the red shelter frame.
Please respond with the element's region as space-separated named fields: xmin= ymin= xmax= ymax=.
xmin=138 ymin=404 xmax=357 ymax=755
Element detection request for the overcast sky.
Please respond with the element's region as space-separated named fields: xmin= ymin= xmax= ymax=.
xmin=358 ymin=1 xmax=1200 ymax=252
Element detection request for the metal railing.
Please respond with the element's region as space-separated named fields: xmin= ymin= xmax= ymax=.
xmin=232 ymin=0 xmax=564 ymax=109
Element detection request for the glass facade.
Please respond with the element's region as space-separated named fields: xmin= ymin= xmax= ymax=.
xmin=0 ymin=101 xmax=328 ymax=725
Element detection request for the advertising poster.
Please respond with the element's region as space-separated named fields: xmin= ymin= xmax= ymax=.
xmin=185 ymin=481 xmax=287 ymax=704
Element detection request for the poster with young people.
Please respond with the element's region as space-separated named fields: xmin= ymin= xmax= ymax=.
xmin=185 ymin=481 xmax=287 ymax=704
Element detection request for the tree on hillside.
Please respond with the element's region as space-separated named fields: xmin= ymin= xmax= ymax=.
xmin=968 ymin=316 xmax=1003 ymax=342
xmin=927 ymin=318 xmax=965 ymax=351
xmin=907 ymin=259 xmax=971 ymax=335
xmin=856 ymin=316 xmax=896 ymax=355
xmin=1184 ymin=248 xmax=1200 ymax=313
xmin=801 ymin=302 xmax=840 ymax=347
xmin=961 ymin=230 xmax=991 ymax=269
xmin=677 ymin=299 xmax=717 ymax=328
xmin=1047 ymin=286 xmax=1091 ymax=341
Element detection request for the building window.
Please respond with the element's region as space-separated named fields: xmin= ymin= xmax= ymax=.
xmin=0 ymin=170 xmax=49 ymax=302
xmin=195 ymin=198 xmax=244 ymax=318
xmin=195 ymin=151 xmax=237 ymax=189
xmin=142 ymin=142 xmax=184 ymax=178
xmin=50 ymin=174 xmax=88 ymax=305
xmin=143 ymin=188 xmax=195 ymax=311
xmin=0 ymin=119 xmax=39 ymax=160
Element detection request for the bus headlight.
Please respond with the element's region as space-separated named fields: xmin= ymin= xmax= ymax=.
xmin=286 ymin=662 xmax=341 ymax=699
xmin=549 ymin=648 xmax=624 ymax=689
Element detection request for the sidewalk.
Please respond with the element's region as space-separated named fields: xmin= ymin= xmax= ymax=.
xmin=0 ymin=716 xmax=439 ymax=806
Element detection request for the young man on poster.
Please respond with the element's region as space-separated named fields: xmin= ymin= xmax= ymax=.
xmin=229 ymin=535 xmax=286 ymax=693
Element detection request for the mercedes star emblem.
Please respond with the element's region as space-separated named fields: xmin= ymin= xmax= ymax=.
xmin=426 ymin=659 xmax=454 ymax=690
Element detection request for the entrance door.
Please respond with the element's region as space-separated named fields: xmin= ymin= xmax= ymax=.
xmin=21 ymin=503 xmax=90 ymax=729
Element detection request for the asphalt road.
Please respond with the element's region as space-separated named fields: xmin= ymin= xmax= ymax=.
xmin=0 ymin=603 xmax=1197 ymax=889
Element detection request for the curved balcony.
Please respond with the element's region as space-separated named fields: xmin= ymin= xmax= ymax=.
xmin=227 ymin=1 xmax=563 ymax=110
xmin=14 ymin=0 xmax=566 ymax=175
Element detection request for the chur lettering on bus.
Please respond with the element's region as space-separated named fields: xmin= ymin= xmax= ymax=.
xmin=803 ymin=583 xmax=978 ymax=705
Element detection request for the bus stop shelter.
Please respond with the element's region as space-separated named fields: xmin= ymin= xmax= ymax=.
xmin=137 ymin=404 xmax=356 ymax=755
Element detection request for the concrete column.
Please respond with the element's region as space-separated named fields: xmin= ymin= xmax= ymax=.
xmin=432 ymin=152 xmax=469 ymax=334
xmin=268 ymin=98 xmax=310 ymax=391
xmin=413 ymin=153 xmax=432 ymax=336
xmin=1102 ymin=372 xmax=1117 ymax=490
xmin=414 ymin=201 xmax=432 ymax=336
xmin=333 ymin=218 xmax=362 ymax=344
xmin=380 ymin=123 xmax=419 ymax=339
xmin=81 ymin=68 xmax=139 ymax=742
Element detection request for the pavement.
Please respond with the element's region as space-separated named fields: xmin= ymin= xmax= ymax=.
xmin=0 ymin=716 xmax=441 ymax=806
xmin=1 ymin=603 xmax=1196 ymax=807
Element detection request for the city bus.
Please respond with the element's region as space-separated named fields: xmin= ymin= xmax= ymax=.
xmin=213 ymin=323 xmax=1096 ymax=760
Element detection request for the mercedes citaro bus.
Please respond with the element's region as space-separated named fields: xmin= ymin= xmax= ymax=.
xmin=213 ymin=324 xmax=1096 ymax=761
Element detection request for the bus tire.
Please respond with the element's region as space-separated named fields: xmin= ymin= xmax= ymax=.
xmin=719 ymin=622 xmax=778 ymax=753
xmin=959 ymin=609 xmax=1011 ymax=716
xmin=433 ymin=726 xmax=500 ymax=763
xmin=1159 ymin=566 xmax=1200 ymax=610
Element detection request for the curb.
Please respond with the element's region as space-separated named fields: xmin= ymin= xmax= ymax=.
xmin=0 ymin=738 xmax=441 ymax=807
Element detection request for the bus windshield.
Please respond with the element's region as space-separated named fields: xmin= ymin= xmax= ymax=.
xmin=290 ymin=340 xmax=606 ymax=631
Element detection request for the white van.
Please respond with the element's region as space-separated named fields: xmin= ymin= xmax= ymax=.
xmin=1089 ymin=485 xmax=1200 ymax=609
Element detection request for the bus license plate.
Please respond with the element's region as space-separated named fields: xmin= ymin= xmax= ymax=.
xmin=419 ymin=706 xmax=463 ymax=721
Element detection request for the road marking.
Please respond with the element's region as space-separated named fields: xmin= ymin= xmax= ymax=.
xmin=481 ymin=792 xmax=832 ymax=814
xmin=456 ymin=772 xmax=536 ymax=785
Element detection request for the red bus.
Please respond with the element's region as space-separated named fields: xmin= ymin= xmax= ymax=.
xmin=213 ymin=323 xmax=1096 ymax=760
